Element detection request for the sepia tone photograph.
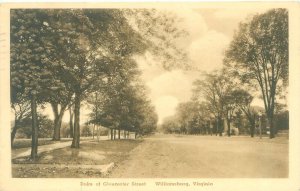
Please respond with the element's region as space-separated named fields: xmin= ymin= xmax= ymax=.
xmin=0 ymin=2 xmax=300 ymax=191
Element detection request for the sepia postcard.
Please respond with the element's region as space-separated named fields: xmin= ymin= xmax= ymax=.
xmin=0 ymin=1 xmax=300 ymax=191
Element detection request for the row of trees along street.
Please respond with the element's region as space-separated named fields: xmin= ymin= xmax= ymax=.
xmin=10 ymin=9 xmax=187 ymax=160
xmin=160 ymin=9 xmax=288 ymax=138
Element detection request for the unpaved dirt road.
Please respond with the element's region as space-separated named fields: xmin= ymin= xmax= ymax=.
xmin=109 ymin=134 xmax=288 ymax=178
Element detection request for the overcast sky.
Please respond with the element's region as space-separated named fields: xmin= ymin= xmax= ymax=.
xmin=136 ymin=8 xmax=269 ymax=124
xmin=40 ymin=7 xmax=269 ymax=125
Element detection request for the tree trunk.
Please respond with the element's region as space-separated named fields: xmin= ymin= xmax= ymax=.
xmin=227 ymin=119 xmax=231 ymax=137
xmin=127 ymin=131 xmax=130 ymax=139
xmin=215 ymin=119 xmax=218 ymax=136
xmin=135 ymin=132 xmax=137 ymax=139
xmin=11 ymin=123 xmax=19 ymax=148
xmin=110 ymin=128 xmax=113 ymax=140
xmin=269 ymin=83 xmax=276 ymax=139
xmin=218 ymin=117 xmax=223 ymax=136
xmin=53 ymin=113 xmax=64 ymax=141
xmin=51 ymin=103 xmax=66 ymax=141
xmin=93 ymin=124 xmax=95 ymax=139
xmin=268 ymin=114 xmax=275 ymax=139
xmin=261 ymin=111 xmax=274 ymax=139
xmin=51 ymin=103 xmax=59 ymax=140
xmin=123 ymin=130 xmax=126 ymax=139
xmin=94 ymin=92 xmax=98 ymax=140
xmin=113 ymin=129 xmax=116 ymax=140
xmin=118 ymin=129 xmax=121 ymax=139
xmin=71 ymin=92 xmax=81 ymax=148
xmin=69 ymin=106 xmax=74 ymax=138
xmin=30 ymin=93 xmax=38 ymax=160
xmin=97 ymin=126 xmax=100 ymax=142
xmin=250 ymin=119 xmax=255 ymax=138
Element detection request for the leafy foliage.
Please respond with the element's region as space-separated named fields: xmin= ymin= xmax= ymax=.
xmin=224 ymin=8 xmax=288 ymax=138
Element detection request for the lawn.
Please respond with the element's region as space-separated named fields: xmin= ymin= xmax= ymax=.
xmin=12 ymin=139 xmax=143 ymax=178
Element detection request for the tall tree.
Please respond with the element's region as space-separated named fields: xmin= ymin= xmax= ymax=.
xmin=139 ymin=105 xmax=158 ymax=135
xmin=49 ymin=90 xmax=73 ymax=141
xmin=11 ymin=8 xmax=187 ymax=151
xmin=175 ymin=101 xmax=199 ymax=134
xmin=223 ymin=92 xmax=237 ymax=137
xmin=68 ymin=104 xmax=74 ymax=138
xmin=11 ymin=9 xmax=62 ymax=159
xmin=193 ymin=70 xmax=235 ymax=136
xmin=29 ymin=9 xmax=147 ymax=147
xmin=10 ymin=92 xmax=31 ymax=147
xmin=225 ymin=9 xmax=288 ymax=138
xmin=232 ymin=89 xmax=257 ymax=137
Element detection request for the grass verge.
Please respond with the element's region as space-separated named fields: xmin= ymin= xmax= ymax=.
xmin=12 ymin=139 xmax=143 ymax=178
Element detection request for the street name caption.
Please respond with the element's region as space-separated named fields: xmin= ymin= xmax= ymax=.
xmin=80 ymin=181 xmax=214 ymax=187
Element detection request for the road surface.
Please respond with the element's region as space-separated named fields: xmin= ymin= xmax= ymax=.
xmin=109 ymin=134 xmax=288 ymax=178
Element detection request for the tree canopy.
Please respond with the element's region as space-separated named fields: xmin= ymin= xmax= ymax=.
xmin=11 ymin=8 xmax=187 ymax=157
xmin=224 ymin=8 xmax=288 ymax=138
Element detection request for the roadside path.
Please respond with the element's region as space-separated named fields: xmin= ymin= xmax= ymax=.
xmin=12 ymin=136 xmax=109 ymax=159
